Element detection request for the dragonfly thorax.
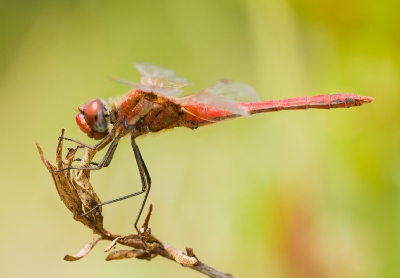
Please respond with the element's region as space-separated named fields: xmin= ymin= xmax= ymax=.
xmin=75 ymin=98 xmax=110 ymax=140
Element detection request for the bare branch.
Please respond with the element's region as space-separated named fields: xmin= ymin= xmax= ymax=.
xmin=162 ymin=242 xmax=197 ymax=265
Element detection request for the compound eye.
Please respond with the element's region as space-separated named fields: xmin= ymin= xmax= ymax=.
xmin=83 ymin=99 xmax=109 ymax=133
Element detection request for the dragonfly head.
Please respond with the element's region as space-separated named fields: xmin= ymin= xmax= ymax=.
xmin=75 ymin=98 xmax=110 ymax=140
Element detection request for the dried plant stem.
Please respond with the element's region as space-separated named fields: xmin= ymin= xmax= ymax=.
xmin=36 ymin=129 xmax=233 ymax=278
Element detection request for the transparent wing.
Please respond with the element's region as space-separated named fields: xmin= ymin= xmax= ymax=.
xmin=203 ymin=79 xmax=260 ymax=102
xmin=135 ymin=62 xmax=191 ymax=96
xmin=135 ymin=62 xmax=180 ymax=80
xmin=110 ymin=76 xmax=183 ymax=96
xmin=178 ymin=79 xmax=260 ymax=117
xmin=111 ymin=62 xmax=191 ymax=97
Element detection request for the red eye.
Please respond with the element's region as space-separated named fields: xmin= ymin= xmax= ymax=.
xmin=83 ymin=99 xmax=101 ymax=129
xmin=75 ymin=98 xmax=110 ymax=139
xmin=82 ymin=99 xmax=109 ymax=133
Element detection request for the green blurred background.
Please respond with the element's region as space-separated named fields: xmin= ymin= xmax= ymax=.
xmin=1 ymin=0 xmax=398 ymax=277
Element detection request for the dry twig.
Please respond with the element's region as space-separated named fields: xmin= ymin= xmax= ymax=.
xmin=36 ymin=129 xmax=233 ymax=278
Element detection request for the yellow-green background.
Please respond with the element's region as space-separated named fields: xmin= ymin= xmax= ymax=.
xmin=1 ymin=1 xmax=398 ymax=277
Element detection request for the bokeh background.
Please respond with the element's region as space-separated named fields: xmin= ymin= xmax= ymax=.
xmin=1 ymin=0 xmax=398 ymax=277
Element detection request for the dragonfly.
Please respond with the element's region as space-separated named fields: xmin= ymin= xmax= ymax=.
xmin=59 ymin=62 xmax=374 ymax=231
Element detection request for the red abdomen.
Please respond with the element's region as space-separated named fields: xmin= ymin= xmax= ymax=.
xmin=181 ymin=93 xmax=374 ymax=128
xmin=242 ymin=93 xmax=374 ymax=114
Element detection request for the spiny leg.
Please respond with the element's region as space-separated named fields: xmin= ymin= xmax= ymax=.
xmin=56 ymin=129 xmax=117 ymax=171
xmin=72 ymin=159 xmax=99 ymax=166
xmin=56 ymin=135 xmax=120 ymax=172
xmin=131 ymin=136 xmax=151 ymax=232
xmin=59 ymin=130 xmax=114 ymax=151
xmin=81 ymin=136 xmax=151 ymax=233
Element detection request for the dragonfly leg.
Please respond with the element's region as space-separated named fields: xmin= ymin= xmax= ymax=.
xmin=59 ymin=130 xmax=115 ymax=151
xmin=131 ymin=136 xmax=151 ymax=232
xmin=81 ymin=136 xmax=151 ymax=233
xmin=56 ymin=135 xmax=120 ymax=172
xmin=72 ymin=158 xmax=99 ymax=166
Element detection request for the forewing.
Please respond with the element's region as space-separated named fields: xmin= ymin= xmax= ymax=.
xmin=111 ymin=61 xmax=191 ymax=97
xmin=135 ymin=61 xmax=176 ymax=78
xmin=135 ymin=62 xmax=191 ymax=91
xmin=110 ymin=76 xmax=160 ymax=93
xmin=111 ymin=77 xmax=182 ymax=96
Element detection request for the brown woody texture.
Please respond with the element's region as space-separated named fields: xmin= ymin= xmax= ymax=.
xmin=36 ymin=129 xmax=233 ymax=278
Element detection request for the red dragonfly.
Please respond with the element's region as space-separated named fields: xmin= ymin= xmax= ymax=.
xmin=60 ymin=62 xmax=374 ymax=231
